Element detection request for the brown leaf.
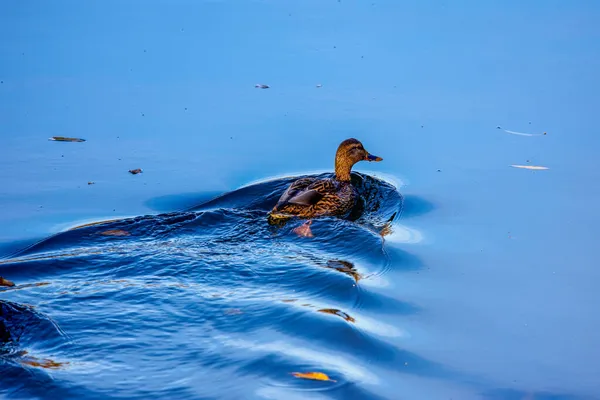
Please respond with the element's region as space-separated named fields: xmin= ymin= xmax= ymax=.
xmin=49 ymin=136 xmax=86 ymax=142
xmin=100 ymin=229 xmax=130 ymax=236
xmin=292 ymin=372 xmax=336 ymax=382
xmin=129 ymin=168 xmax=143 ymax=175
xmin=0 ymin=276 xmax=15 ymax=287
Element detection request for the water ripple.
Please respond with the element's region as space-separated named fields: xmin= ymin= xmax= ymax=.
xmin=0 ymin=172 xmax=455 ymax=399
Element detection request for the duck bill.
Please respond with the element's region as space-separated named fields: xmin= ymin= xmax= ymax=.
xmin=366 ymin=153 xmax=383 ymax=162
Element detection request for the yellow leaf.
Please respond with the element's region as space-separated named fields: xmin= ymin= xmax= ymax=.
xmin=291 ymin=372 xmax=336 ymax=382
xmin=510 ymin=165 xmax=549 ymax=170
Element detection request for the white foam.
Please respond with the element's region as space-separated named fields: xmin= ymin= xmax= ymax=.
xmin=384 ymin=224 xmax=424 ymax=244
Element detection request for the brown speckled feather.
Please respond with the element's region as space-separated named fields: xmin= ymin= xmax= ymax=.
xmin=269 ymin=178 xmax=357 ymax=221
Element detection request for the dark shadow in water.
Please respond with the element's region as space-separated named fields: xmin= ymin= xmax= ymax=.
xmin=0 ymin=361 xmax=176 ymax=400
xmin=0 ymin=363 xmax=108 ymax=400
xmin=399 ymin=194 xmax=436 ymax=219
xmin=144 ymin=191 xmax=223 ymax=213
xmin=0 ymin=300 xmax=65 ymax=353
xmin=0 ymin=238 xmax=46 ymax=260
xmin=1 ymin=300 xmax=207 ymax=400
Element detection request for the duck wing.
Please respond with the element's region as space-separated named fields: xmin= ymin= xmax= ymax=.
xmin=287 ymin=189 xmax=324 ymax=206
xmin=274 ymin=177 xmax=338 ymax=209
xmin=274 ymin=177 xmax=316 ymax=209
xmin=287 ymin=179 xmax=336 ymax=206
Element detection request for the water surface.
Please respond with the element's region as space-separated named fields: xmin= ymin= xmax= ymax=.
xmin=1 ymin=1 xmax=600 ymax=399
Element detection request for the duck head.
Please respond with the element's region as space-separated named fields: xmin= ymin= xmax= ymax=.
xmin=335 ymin=138 xmax=382 ymax=181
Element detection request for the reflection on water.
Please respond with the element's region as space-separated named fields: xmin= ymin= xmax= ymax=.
xmin=0 ymin=172 xmax=472 ymax=399
xmin=325 ymin=260 xmax=362 ymax=282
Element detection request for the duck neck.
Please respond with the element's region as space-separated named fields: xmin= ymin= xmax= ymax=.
xmin=335 ymin=158 xmax=353 ymax=182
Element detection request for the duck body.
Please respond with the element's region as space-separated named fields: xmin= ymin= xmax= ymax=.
xmin=267 ymin=176 xmax=358 ymax=223
xmin=267 ymin=138 xmax=382 ymax=224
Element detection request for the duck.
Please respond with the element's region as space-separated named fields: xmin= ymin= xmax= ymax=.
xmin=267 ymin=138 xmax=382 ymax=230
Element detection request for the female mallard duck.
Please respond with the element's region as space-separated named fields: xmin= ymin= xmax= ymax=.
xmin=267 ymin=138 xmax=382 ymax=227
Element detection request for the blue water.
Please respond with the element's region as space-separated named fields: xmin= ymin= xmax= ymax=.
xmin=1 ymin=1 xmax=600 ymax=399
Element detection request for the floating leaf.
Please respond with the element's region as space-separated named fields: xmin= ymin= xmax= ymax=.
xmin=100 ymin=229 xmax=130 ymax=236
xmin=129 ymin=168 xmax=143 ymax=175
xmin=49 ymin=136 xmax=86 ymax=142
xmin=0 ymin=276 xmax=15 ymax=287
xmin=292 ymin=372 xmax=336 ymax=382
xmin=510 ymin=165 xmax=549 ymax=170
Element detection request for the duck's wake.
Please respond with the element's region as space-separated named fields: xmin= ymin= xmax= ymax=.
xmin=0 ymin=171 xmax=430 ymax=399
